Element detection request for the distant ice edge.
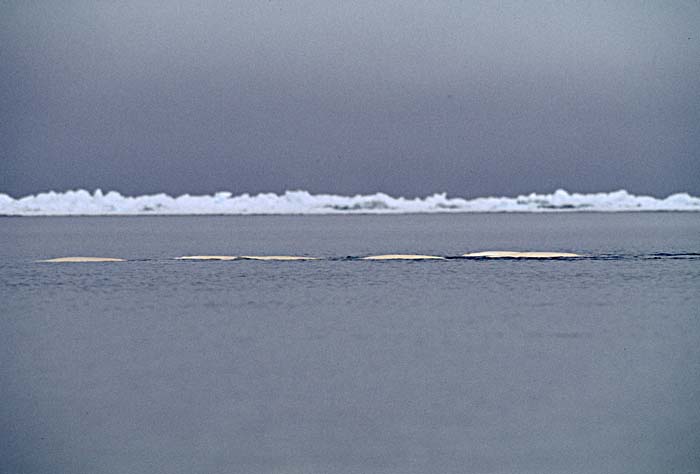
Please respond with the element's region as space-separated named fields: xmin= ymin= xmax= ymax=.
xmin=1 ymin=189 xmax=699 ymax=216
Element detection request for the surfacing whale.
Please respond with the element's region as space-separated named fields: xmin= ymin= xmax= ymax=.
xmin=239 ymin=256 xmax=318 ymax=261
xmin=38 ymin=257 xmax=126 ymax=263
xmin=362 ymin=254 xmax=445 ymax=260
xmin=462 ymin=251 xmax=581 ymax=258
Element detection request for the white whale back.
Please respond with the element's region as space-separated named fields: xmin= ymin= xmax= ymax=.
xmin=362 ymin=254 xmax=445 ymax=260
xmin=38 ymin=257 xmax=126 ymax=263
xmin=239 ymin=256 xmax=318 ymax=261
xmin=462 ymin=251 xmax=581 ymax=258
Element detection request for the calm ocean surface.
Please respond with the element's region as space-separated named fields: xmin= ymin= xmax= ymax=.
xmin=2 ymin=213 xmax=699 ymax=474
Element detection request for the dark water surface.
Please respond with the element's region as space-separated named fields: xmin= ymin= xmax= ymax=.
xmin=2 ymin=214 xmax=699 ymax=474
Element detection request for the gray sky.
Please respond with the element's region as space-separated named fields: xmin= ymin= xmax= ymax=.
xmin=1 ymin=0 xmax=699 ymax=198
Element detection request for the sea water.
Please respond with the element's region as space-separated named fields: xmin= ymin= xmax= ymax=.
xmin=1 ymin=213 xmax=699 ymax=474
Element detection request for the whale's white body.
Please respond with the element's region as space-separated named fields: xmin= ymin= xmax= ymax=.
xmin=462 ymin=251 xmax=581 ymax=258
xmin=239 ymin=256 xmax=318 ymax=261
xmin=362 ymin=254 xmax=445 ymax=260
xmin=38 ymin=257 xmax=126 ymax=263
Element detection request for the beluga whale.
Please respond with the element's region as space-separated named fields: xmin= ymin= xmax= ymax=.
xmin=362 ymin=254 xmax=445 ymax=260
xmin=462 ymin=251 xmax=581 ymax=258
xmin=239 ymin=256 xmax=318 ymax=261
xmin=38 ymin=256 xmax=126 ymax=263
xmin=175 ymin=255 xmax=238 ymax=261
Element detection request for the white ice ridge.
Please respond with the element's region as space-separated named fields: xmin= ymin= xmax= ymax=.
xmin=1 ymin=189 xmax=699 ymax=216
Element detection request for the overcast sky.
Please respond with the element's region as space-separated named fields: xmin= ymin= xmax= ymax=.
xmin=1 ymin=1 xmax=698 ymax=198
